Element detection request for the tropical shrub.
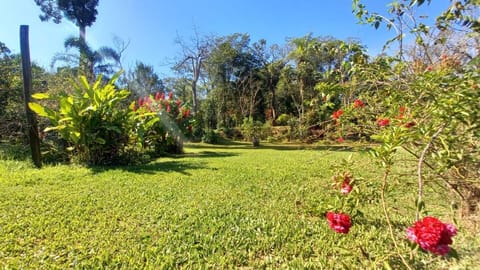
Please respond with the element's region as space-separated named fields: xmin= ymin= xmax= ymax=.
xmin=29 ymin=74 xmax=134 ymax=165
xmin=132 ymin=91 xmax=193 ymax=156
xmin=201 ymin=129 xmax=220 ymax=144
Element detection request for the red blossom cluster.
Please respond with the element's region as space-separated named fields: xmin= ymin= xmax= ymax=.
xmin=326 ymin=212 xmax=351 ymax=234
xmin=332 ymin=109 xmax=343 ymax=120
xmin=134 ymin=91 xmax=193 ymax=134
xmin=377 ymin=118 xmax=390 ymax=127
xmin=326 ymin=173 xmax=354 ymax=233
xmin=406 ymin=216 xmax=457 ymax=256
xmin=353 ymin=99 xmax=365 ymax=108
xmin=336 ymin=137 xmax=345 ymax=143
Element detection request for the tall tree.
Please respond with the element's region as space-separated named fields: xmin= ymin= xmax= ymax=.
xmin=288 ymin=34 xmax=322 ymax=133
xmin=173 ymin=30 xmax=212 ymax=114
xmin=35 ymin=0 xmax=100 ymax=76
xmin=127 ymin=62 xmax=164 ymax=97
xmin=205 ymin=33 xmax=263 ymax=127
xmin=251 ymin=40 xmax=286 ymax=122
xmin=34 ymin=0 xmax=99 ymax=42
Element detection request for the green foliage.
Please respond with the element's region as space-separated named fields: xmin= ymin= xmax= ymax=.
xmin=29 ymin=73 xmax=134 ymax=165
xmin=275 ymin=113 xmax=291 ymax=126
xmin=240 ymin=117 xmax=263 ymax=141
xmin=201 ymin=129 xmax=220 ymax=144
xmin=0 ymin=47 xmax=48 ymax=143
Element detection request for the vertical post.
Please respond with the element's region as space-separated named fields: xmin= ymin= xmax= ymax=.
xmin=20 ymin=25 xmax=42 ymax=168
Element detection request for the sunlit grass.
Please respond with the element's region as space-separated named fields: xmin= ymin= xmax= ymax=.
xmin=0 ymin=142 xmax=477 ymax=268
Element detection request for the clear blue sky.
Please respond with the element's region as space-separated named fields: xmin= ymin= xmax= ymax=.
xmin=0 ymin=0 xmax=450 ymax=76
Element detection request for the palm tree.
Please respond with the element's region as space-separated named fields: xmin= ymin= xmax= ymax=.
xmin=52 ymin=37 xmax=121 ymax=81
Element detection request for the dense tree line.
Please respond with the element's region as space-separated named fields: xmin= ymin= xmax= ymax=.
xmin=1 ymin=0 xmax=479 ymax=146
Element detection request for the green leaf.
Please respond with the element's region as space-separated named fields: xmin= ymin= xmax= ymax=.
xmin=28 ymin=102 xmax=49 ymax=117
xmin=95 ymin=137 xmax=106 ymax=144
xmin=31 ymin=93 xmax=50 ymax=99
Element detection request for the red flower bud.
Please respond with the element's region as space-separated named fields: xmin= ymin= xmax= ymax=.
xmin=353 ymin=99 xmax=365 ymax=108
xmin=377 ymin=118 xmax=390 ymax=127
xmin=332 ymin=109 xmax=343 ymax=120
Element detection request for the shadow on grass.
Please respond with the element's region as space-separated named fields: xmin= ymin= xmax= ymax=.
xmin=182 ymin=151 xmax=239 ymax=159
xmin=88 ymin=151 xmax=239 ymax=175
xmin=89 ymin=159 xmax=209 ymax=175
xmin=0 ymin=142 xmax=31 ymax=161
xmin=186 ymin=142 xmax=363 ymax=152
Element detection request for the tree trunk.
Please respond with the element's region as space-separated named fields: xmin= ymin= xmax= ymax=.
xmin=191 ymin=80 xmax=198 ymax=113
xmin=270 ymin=84 xmax=277 ymax=124
xmin=80 ymin=25 xmax=86 ymax=43
xmin=78 ymin=25 xmax=93 ymax=81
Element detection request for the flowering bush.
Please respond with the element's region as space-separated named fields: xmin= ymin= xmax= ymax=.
xmin=324 ymin=56 xmax=480 ymax=267
xmin=326 ymin=211 xmax=351 ymax=234
xmin=132 ymin=91 xmax=193 ymax=155
xmin=406 ymin=217 xmax=457 ymax=256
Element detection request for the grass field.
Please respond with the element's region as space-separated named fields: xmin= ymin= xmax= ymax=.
xmin=0 ymin=142 xmax=478 ymax=269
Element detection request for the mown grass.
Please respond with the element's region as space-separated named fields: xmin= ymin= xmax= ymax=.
xmin=0 ymin=142 xmax=478 ymax=269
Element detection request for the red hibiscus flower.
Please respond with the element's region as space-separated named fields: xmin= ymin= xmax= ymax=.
xmin=332 ymin=109 xmax=343 ymax=120
xmin=326 ymin=212 xmax=351 ymax=234
xmin=406 ymin=216 xmax=457 ymax=256
xmin=377 ymin=118 xmax=390 ymax=127
xmin=353 ymin=99 xmax=365 ymax=108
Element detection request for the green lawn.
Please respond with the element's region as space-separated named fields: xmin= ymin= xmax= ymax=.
xmin=0 ymin=142 xmax=478 ymax=269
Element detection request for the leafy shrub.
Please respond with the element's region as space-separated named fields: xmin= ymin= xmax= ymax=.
xmin=132 ymin=92 xmax=192 ymax=156
xmin=201 ymin=129 xmax=220 ymax=144
xmin=29 ymin=74 xmax=134 ymax=165
xmin=275 ymin=113 xmax=291 ymax=126
xmin=240 ymin=117 xmax=262 ymax=141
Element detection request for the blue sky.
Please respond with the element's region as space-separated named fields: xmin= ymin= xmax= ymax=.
xmin=1 ymin=0 xmax=450 ymax=76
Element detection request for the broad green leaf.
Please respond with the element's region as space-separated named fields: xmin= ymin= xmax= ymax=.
xmin=28 ymin=102 xmax=49 ymax=117
xmin=31 ymin=93 xmax=50 ymax=99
